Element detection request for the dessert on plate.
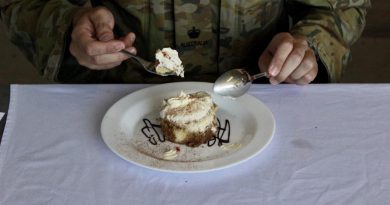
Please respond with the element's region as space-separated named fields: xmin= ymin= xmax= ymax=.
xmin=155 ymin=48 xmax=185 ymax=78
xmin=160 ymin=91 xmax=218 ymax=147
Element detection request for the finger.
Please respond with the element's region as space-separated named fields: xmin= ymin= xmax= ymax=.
xmin=79 ymin=35 xmax=124 ymax=56
xmin=273 ymin=43 xmax=308 ymax=83
xmin=87 ymin=62 xmax=122 ymax=70
xmin=269 ymin=77 xmax=279 ymax=85
xmin=71 ymin=20 xmax=96 ymax=44
xmin=295 ymin=68 xmax=318 ymax=85
xmin=294 ymin=36 xmax=309 ymax=47
xmin=290 ymin=49 xmax=317 ymax=80
xmin=89 ymin=7 xmax=115 ymax=41
xmin=121 ymin=32 xmax=136 ymax=48
xmin=284 ymin=77 xmax=295 ymax=84
xmin=72 ymin=17 xmax=95 ymax=37
xmin=123 ymin=46 xmax=137 ymax=55
xmin=72 ymin=14 xmax=125 ymax=56
xmin=77 ymin=56 xmax=122 ymax=70
xmin=267 ymin=33 xmax=294 ymax=76
xmin=89 ymin=52 xmax=129 ymax=65
xmin=70 ymin=46 xmax=93 ymax=67
xmin=258 ymin=50 xmax=272 ymax=73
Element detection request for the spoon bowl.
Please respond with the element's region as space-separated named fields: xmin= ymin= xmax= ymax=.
xmin=213 ymin=69 xmax=268 ymax=98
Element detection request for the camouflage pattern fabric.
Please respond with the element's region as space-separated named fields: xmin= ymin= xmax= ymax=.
xmin=0 ymin=0 xmax=370 ymax=83
xmin=0 ymin=0 xmax=85 ymax=81
xmin=288 ymin=0 xmax=371 ymax=82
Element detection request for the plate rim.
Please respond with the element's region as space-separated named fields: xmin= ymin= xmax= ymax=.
xmin=100 ymin=82 xmax=275 ymax=173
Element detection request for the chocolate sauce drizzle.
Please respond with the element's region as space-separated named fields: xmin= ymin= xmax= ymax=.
xmin=141 ymin=119 xmax=164 ymax=145
xmin=140 ymin=118 xmax=231 ymax=147
xmin=207 ymin=119 xmax=231 ymax=147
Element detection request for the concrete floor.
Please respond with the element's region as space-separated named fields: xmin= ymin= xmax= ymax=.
xmin=0 ymin=1 xmax=389 ymax=84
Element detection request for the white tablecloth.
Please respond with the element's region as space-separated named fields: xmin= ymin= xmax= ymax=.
xmin=0 ymin=112 xmax=4 ymax=121
xmin=1 ymin=84 xmax=390 ymax=205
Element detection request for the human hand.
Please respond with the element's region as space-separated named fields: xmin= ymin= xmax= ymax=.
xmin=258 ymin=32 xmax=318 ymax=85
xmin=70 ymin=7 xmax=137 ymax=70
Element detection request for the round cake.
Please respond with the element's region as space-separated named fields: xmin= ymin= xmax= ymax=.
xmin=160 ymin=91 xmax=218 ymax=147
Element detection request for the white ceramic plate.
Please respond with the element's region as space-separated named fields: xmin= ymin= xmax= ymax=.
xmin=101 ymin=82 xmax=275 ymax=173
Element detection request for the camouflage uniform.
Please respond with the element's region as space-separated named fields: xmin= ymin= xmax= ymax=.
xmin=0 ymin=0 xmax=370 ymax=83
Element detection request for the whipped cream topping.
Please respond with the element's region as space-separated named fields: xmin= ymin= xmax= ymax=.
xmin=221 ymin=143 xmax=242 ymax=151
xmin=160 ymin=91 xmax=217 ymax=133
xmin=155 ymin=48 xmax=185 ymax=78
xmin=163 ymin=149 xmax=178 ymax=160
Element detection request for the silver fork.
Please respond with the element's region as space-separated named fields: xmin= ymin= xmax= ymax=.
xmin=120 ymin=50 xmax=175 ymax=76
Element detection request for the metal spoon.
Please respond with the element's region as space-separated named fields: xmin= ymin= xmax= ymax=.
xmin=213 ymin=68 xmax=269 ymax=98
xmin=120 ymin=50 xmax=176 ymax=76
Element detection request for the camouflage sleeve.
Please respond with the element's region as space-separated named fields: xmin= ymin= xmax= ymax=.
xmin=287 ymin=0 xmax=371 ymax=82
xmin=0 ymin=0 xmax=86 ymax=81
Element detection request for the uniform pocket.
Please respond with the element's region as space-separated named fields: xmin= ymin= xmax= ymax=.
xmin=240 ymin=0 xmax=282 ymax=32
xmin=218 ymin=0 xmax=282 ymax=73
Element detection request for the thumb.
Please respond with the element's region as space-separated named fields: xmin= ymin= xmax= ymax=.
xmin=258 ymin=50 xmax=272 ymax=74
xmin=121 ymin=32 xmax=136 ymax=47
xmin=90 ymin=7 xmax=115 ymax=42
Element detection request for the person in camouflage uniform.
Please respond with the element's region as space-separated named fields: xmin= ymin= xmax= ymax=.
xmin=0 ymin=0 xmax=370 ymax=84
